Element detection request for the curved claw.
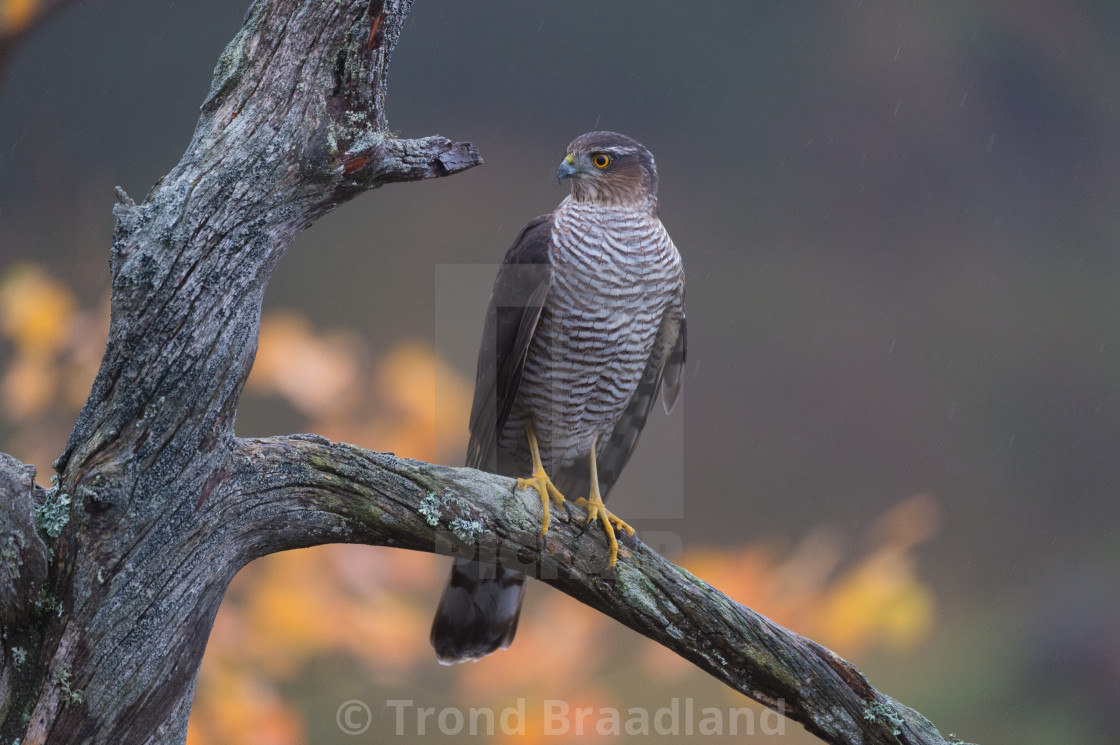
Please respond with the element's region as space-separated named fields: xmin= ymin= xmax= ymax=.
xmin=517 ymin=423 xmax=568 ymax=536
xmin=572 ymin=516 xmax=591 ymax=538
xmin=575 ymin=495 xmax=634 ymax=568
xmin=517 ymin=470 xmax=567 ymax=535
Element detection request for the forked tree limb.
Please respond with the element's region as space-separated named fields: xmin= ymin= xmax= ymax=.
xmin=0 ymin=0 xmax=971 ymax=743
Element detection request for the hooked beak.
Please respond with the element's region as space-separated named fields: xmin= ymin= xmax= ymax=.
xmin=557 ymin=152 xmax=578 ymax=184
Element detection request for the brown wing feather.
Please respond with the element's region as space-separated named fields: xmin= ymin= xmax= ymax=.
xmin=465 ymin=215 xmax=554 ymax=473
xmin=432 ymin=215 xmax=553 ymax=665
xmin=661 ymin=313 xmax=687 ymax=413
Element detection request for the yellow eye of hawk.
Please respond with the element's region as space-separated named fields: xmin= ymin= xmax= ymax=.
xmin=592 ymin=153 xmax=611 ymax=169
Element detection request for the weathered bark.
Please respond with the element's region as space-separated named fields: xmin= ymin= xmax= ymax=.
xmin=0 ymin=1 xmax=972 ymax=744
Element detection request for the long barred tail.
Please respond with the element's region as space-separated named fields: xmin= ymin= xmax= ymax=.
xmin=430 ymin=559 xmax=527 ymax=664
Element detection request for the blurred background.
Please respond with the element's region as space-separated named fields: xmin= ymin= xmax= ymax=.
xmin=2 ymin=1 xmax=1119 ymax=743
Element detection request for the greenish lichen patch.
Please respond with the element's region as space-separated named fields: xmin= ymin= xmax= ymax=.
xmin=348 ymin=131 xmax=383 ymax=159
xmin=419 ymin=493 xmax=442 ymax=526
xmin=418 ymin=492 xmax=484 ymax=543
xmin=12 ymin=646 xmax=27 ymax=667
xmin=863 ymin=699 xmax=903 ymax=736
xmin=326 ymin=118 xmax=340 ymax=158
xmin=34 ymin=588 xmax=62 ymax=617
xmin=614 ymin=567 xmax=665 ymax=621
xmin=54 ymin=664 xmax=84 ymax=707
xmin=442 ymin=494 xmax=473 ymax=514
xmin=2 ymin=541 xmax=21 ymax=578
xmin=449 ymin=517 xmax=483 ymax=544
xmin=34 ymin=488 xmax=71 ymax=539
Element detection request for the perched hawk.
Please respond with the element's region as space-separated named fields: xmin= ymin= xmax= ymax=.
xmin=430 ymin=131 xmax=686 ymax=664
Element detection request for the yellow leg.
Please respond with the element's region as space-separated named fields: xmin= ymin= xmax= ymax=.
xmin=516 ymin=423 xmax=567 ymax=534
xmin=576 ymin=434 xmax=635 ymax=568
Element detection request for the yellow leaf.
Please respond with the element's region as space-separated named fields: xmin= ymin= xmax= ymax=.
xmin=1 ymin=351 xmax=58 ymax=419
xmin=370 ymin=341 xmax=472 ymax=460
xmin=1 ymin=0 xmax=37 ymax=34
xmin=457 ymin=590 xmax=608 ymax=698
xmin=339 ymin=591 xmax=430 ymax=672
xmin=190 ymin=667 xmax=305 ymax=745
xmin=245 ymin=554 xmax=342 ymax=675
xmin=817 ymin=548 xmax=935 ymax=653
xmin=249 ymin=312 xmax=360 ymax=416
xmin=0 ymin=263 xmax=75 ymax=355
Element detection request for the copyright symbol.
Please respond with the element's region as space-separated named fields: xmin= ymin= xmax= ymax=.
xmin=336 ymin=699 xmax=372 ymax=735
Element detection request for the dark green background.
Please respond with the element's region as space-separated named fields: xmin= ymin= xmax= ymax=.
xmin=2 ymin=2 xmax=1119 ymax=743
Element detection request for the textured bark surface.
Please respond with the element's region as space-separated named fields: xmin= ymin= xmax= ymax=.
xmin=0 ymin=1 xmax=970 ymax=744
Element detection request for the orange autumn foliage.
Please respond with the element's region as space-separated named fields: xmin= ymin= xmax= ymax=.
xmin=0 ymin=0 xmax=37 ymax=35
xmin=0 ymin=263 xmax=106 ymax=468
xmin=0 ymin=263 xmax=74 ymax=355
xmin=679 ymin=495 xmax=939 ymax=656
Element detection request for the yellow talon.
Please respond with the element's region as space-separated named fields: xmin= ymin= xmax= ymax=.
xmin=575 ymin=434 xmax=635 ymax=568
xmin=516 ymin=423 xmax=567 ymax=534
xmin=517 ymin=470 xmax=566 ymax=534
xmin=575 ymin=493 xmax=634 ymax=568
xmin=515 ymin=427 xmax=634 ymax=567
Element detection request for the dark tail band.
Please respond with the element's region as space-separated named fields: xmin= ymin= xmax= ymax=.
xmin=430 ymin=559 xmax=527 ymax=664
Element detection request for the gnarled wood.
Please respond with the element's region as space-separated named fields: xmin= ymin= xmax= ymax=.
xmin=0 ymin=1 xmax=971 ymax=744
xmin=3 ymin=1 xmax=479 ymax=742
xmin=0 ymin=455 xmax=47 ymax=626
xmin=222 ymin=434 xmax=959 ymax=745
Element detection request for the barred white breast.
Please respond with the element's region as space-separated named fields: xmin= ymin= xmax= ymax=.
xmin=500 ymin=196 xmax=683 ymax=470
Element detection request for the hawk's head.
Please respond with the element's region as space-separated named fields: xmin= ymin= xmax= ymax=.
xmin=558 ymin=131 xmax=658 ymax=211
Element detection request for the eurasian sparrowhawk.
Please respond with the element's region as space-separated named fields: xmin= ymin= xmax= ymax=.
xmin=430 ymin=131 xmax=686 ymax=664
